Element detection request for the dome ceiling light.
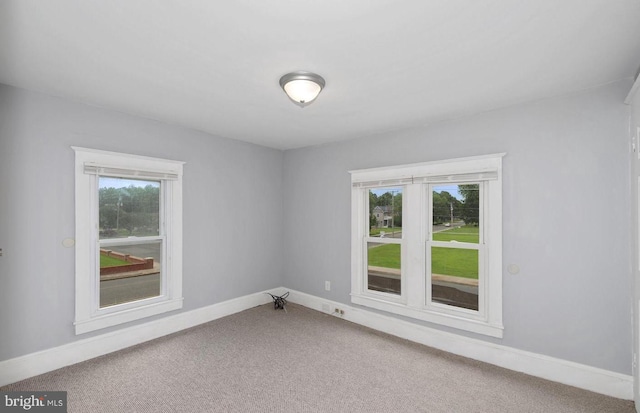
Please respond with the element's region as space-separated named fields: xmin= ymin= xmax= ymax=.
xmin=279 ymin=71 xmax=325 ymax=108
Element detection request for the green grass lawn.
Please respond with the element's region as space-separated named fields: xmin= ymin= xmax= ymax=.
xmin=430 ymin=247 xmax=478 ymax=279
xmin=100 ymin=254 xmax=130 ymax=268
xmin=369 ymin=227 xmax=402 ymax=236
xmin=367 ymin=226 xmax=479 ymax=279
xmin=433 ymin=225 xmax=479 ymax=243
xmin=368 ymin=243 xmax=401 ymax=268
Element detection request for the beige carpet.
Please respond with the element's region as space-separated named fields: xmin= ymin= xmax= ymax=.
xmin=2 ymin=304 xmax=635 ymax=412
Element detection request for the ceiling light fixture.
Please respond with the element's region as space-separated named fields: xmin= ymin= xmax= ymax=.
xmin=279 ymin=71 xmax=325 ymax=107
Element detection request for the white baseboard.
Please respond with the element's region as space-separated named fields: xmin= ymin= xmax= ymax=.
xmin=285 ymin=289 xmax=634 ymax=400
xmin=1 ymin=287 xmax=633 ymax=401
xmin=0 ymin=290 xmax=274 ymax=387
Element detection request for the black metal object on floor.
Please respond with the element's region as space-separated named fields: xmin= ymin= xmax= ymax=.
xmin=266 ymin=292 xmax=289 ymax=311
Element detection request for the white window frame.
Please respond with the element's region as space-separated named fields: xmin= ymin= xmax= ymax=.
xmin=350 ymin=153 xmax=504 ymax=338
xmin=73 ymin=147 xmax=184 ymax=334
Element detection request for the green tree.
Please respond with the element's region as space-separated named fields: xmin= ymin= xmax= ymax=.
xmin=118 ymin=212 xmax=134 ymax=235
xmin=433 ymin=191 xmax=446 ymax=223
xmin=432 ymin=190 xmax=462 ymax=224
xmin=99 ymin=183 xmax=160 ymax=235
xmin=378 ymin=191 xmax=392 ymax=208
xmin=370 ymin=213 xmax=378 ymax=228
xmin=369 ymin=191 xmax=378 ymax=213
xmin=459 ymin=184 xmax=480 ymax=225
xmin=392 ymin=192 xmax=402 ymax=227
xmin=99 ymin=204 xmax=117 ymax=230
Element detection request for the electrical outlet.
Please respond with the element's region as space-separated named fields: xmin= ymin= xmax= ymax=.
xmin=333 ymin=308 xmax=345 ymax=317
xmin=325 ymin=281 xmax=330 ymax=291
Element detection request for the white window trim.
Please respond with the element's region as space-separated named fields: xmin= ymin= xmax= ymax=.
xmin=73 ymin=147 xmax=184 ymax=334
xmin=350 ymin=153 xmax=504 ymax=338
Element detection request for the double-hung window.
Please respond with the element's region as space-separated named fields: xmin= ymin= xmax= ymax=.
xmin=351 ymin=154 xmax=504 ymax=338
xmin=73 ymin=147 xmax=184 ymax=334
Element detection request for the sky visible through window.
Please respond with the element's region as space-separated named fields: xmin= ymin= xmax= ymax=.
xmin=99 ymin=177 xmax=160 ymax=189
xmin=371 ymin=185 xmax=462 ymax=200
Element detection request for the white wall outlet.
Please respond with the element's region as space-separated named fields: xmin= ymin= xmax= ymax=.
xmin=507 ymin=264 xmax=520 ymax=275
xmin=325 ymin=281 xmax=330 ymax=291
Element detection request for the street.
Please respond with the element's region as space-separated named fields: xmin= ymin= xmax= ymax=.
xmin=100 ymin=273 xmax=160 ymax=307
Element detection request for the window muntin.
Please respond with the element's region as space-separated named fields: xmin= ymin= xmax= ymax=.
xmin=350 ymin=154 xmax=504 ymax=338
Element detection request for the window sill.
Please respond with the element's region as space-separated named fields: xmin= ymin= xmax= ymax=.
xmin=351 ymin=293 xmax=503 ymax=338
xmin=75 ymin=297 xmax=183 ymax=335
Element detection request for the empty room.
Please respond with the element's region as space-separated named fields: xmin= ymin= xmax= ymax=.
xmin=2 ymin=1 xmax=640 ymax=412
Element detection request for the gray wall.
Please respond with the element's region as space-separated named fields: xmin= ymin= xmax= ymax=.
xmin=0 ymin=79 xmax=634 ymax=377
xmin=283 ymin=80 xmax=633 ymax=375
xmin=629 ymin=82 xmax=640 ymax=401
xmin=0 ymin=84 xmax=284 ymax=361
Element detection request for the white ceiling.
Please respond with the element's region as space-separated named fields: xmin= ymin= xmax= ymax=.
xmin=1 ymin=1 xmax=640 ymax=150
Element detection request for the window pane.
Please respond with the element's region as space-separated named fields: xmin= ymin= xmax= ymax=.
xmin=431 ymin=246 xmax=478 ymax=310
xmin=367 ymin=242 xmax=401 ymax=295
xmin=432 ymin=184 xmax=479 ymax=242
xmin=99 ymin=241 xmax=161 ymax=307
xmin=369 ymin=187 xmax=402 ymax=238
xmin=99 ymin=177 xmax=160 ymax=239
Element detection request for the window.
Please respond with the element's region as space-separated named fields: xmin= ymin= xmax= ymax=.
xmin=98 ymin=176 xmax=162 ymax=308
xmin=350 ymin=154 xmax=504 ymax=338
xmin=367 ymin=187 xmax=403 ymax=296
xmin=429 ymin=183 xmax=481 ymax=311
xmin=73 ymin=147 xmax=184 ymax=334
